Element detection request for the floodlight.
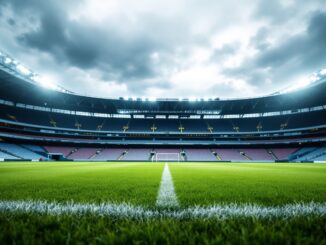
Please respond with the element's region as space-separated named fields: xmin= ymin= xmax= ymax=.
xmin=16 ymin=64 xmax=31 ymax=76
xmin=320 ymin=69 xmax=326 ymax=76
xmin=189 ymin=97 xmax=197 ymax=102
xmin=203 ymin=97 xmax=209 ymax=101
xmin=282 ymin=72 xmax=322 ymax=94
xmin=148 ymin=97 xmax=156 ymax=102
xmin=4 ymin=57 xmax=12 ymax=64
xmin=32 ymin=75 xmax=57 ymax=90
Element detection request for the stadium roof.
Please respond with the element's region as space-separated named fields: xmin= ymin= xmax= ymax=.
xmin=1 ymin=50 xmax=326 ymax=103
xmin=1 ymin=60 xmax=326 ymax=115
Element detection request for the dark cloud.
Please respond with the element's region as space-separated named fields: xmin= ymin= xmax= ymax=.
xmin=0 ymin=0 xmax=325 ymax=98
xmin=253 ymin=0 xmax=295 ymax=24
xmin=224 ymin=11 xmax=326 ymax=88
xmin=250 ymin=27 xmax=270 ymax=51
xmin=255 ymin=12 xmax=326 ymax=68
xmin=211 ymin=42 xmax=240 ymax=63
xmin=7 ymin=18 xmax=15 ymax=26
xmin=5 ymin=0 xmax=158 ymax=80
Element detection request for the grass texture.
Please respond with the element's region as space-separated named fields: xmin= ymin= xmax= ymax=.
xmin=0 ymin=162 xmax=163 ymax=207
xmin=0 ymin=161 xmax=325 ymax=244
xmin=170 ymin=162 xmax=326 ymax=206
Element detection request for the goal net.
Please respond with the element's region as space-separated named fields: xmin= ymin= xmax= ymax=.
xmin=154 ymin=153 xmax=180 ymax=162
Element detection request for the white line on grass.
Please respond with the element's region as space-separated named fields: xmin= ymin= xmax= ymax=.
xmin=156 ymin=163 xmax=179 ymax=208
xmin=0 ymin=200 xmax=325 ymax=220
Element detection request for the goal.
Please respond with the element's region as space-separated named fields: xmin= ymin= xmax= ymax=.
xmin=154 ymin=153 xmax=180 ymax=162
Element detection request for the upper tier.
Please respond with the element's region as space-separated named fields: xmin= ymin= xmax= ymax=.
xmin=1 ymin=65 xmax=326 ymax=115
xmin=0 ymin=104 xmax=325 ymax=133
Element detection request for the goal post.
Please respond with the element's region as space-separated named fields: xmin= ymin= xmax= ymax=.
xmin=154 ymin=153 xmax=180 ymax=162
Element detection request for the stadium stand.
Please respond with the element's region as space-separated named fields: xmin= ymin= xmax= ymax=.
xmin=92 ymin=149 xmax=126 ymax=161
xmin=123 ymin=149 xmax=151 ymax=161
xmin=155 ymin=149 xmax=181 ymax=154
xmin=0 ymin=142 xmax=326 ymax=162
xmin=0 ymin=143 xmax=44 ymax=159
xmin=314 ymin=154 xmax=326 ymax=161
xmin=67 ymin=148 xmax=99 ymax=160
xmin=1 ymin=104 xmax=326 ymax=132
xmin=294 ymin=146 xmax=326 ymax=161
xmin=184 ymin=149 xmax=217 ymax=161
xmin=0 ymin=54 xmax=326 ymax=162
xmin=22 ymin=144 xmax=46 ymax=153
xmin=214 ymin=149 xmax=247 ymax=161
xmin=0 ymin=151 xmax=18 ymax=160
xmin=287 ymin=147 xmax=318 ymax=161
xmin=240 ymin=149 xmax=274 ymax=161
xmin=44 ymin=146 xmax=75 ymax=158
xmin=271 ymin=148 xmax=298 ymax=160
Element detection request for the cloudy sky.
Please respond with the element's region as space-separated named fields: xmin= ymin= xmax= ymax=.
xmin=0 ymin=0 xmax=325 ymax=99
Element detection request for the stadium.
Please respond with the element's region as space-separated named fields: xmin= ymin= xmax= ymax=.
xmin=0 ymin=52 xmax=326 ymax=162
xmin=1 ymin=0 xmax=326 ymax=243
xmin=0 ymin=50 xmax=326 ymax=243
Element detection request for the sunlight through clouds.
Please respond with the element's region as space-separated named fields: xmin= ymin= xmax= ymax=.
xmin=0 ymin=0 xmax=325 ymax=98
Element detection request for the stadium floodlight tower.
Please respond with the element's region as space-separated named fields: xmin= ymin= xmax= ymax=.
xmin=154 ymin=153 xmax=181 ymax=162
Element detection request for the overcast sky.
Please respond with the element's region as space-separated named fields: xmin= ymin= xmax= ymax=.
xmin=0 ymin=0 xmax=325 ymax=99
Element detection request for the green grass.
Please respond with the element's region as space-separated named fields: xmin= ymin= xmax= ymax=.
xmin=1 ymin=162 xmax=325 ymax=207
xmin=0 ymin=212 xmax=325 ymax=244
xmin=0 ymin=162 xmax=163 ymax=207
xmin=0 ymin=161 xmax=326 ymax=244
xmin=170 ymin=162 xmax=326 ymax=206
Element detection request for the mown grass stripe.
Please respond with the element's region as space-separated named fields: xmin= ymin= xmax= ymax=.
xmin=156 ymin=163 xmax=179 ymax=208
xmin=0 ymin=200 xmax=325 ymax=220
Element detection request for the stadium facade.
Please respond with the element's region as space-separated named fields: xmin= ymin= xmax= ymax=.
xmin=0 ymin=52 xmax=326 ymax=162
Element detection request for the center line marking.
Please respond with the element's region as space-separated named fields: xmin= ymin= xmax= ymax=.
xmin=156 ymin=163 xmax=179 ymax=208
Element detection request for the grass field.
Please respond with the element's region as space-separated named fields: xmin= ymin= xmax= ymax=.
xmin=0 ymin=161 xmax=325 ymax=244
xmin=0 ymin=162 xmax=163 ymax=206
xmin=170 ymin=163 xmax=326 ymax=206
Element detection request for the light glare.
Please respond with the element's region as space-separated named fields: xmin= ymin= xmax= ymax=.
xmin=32 ymin=75 xmax=58 ymax=90
xmin=16 ymin=64 xmax=31 ymax=76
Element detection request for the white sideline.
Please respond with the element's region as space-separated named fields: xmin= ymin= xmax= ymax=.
xmin=156 ymin=163 xmax=179 ymax=208
xmin=0 ymin=200 xmax=325 ymax=220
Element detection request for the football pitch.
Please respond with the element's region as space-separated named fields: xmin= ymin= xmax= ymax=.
xmin=0 ymin=162 xmax=325 ymax=243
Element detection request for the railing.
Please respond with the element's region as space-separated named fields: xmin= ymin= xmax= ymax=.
xmin=1 ymin=118 xmax=326 ymax=136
